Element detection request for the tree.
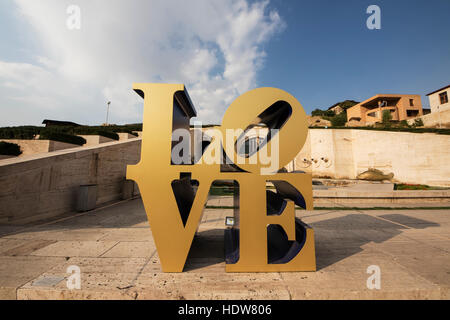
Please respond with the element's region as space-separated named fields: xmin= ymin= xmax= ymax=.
xmin=330 ymin=112 xmax=347 ymax=127
xmin=311 ymin=109 xmax=324 ymax=117
xmin=382 ymin=110 xmax=392 ymax=125
xmin=338 ymin=100 xmax=359 ymax=110
xmin=399 ymin=120 xmax=409 ymax=128
xmin=311 ymin=109 xmax=335 ymax=117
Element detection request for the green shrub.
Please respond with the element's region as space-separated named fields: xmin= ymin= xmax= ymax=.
xmin=0 ymin=124 xmax=138 ymax=142
xmin=73 ymin=127 xmax=119 ymax=140
xmin=413 ymin=118 xmax=424 ymax=127
xmin=105 ymin=126 xmax=138 ymax=137
xmin=0 ymin=126 xmax=40 ymax=139
xmin=0 ymin=141 xmax=22 ymax=156
xmin=96 ymin=130 xmax=119 ymax=140
xmin=39 ymin=131 xmax=86 ymax=146
xmin=382 ymin=110 xmax=392 ymax=124
xmin=330 ymin=112 xmax=348 ymax=127
xmin=399 ymin=120 xmax=409 ymax=128
xmin=394 ymin=184 xmax=430 ymax=190
xmin=123 ymin=123 xmax=143 ymax=132
xmin=209 ymin=187 xmax=234 ymax=196
xmin=311 ymin=109 xmax=335 ymax=117
xmin=338 ymin=100 xmax=359 ymax=109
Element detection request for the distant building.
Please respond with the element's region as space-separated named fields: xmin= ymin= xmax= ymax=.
xmin=42 ymin=119 xmax=81 ymax=127
xmin=426 ymin=85 xmax=450 ymax=113
xmin=346 ymin=94 xmax=423 ymax=125
xmin=327 ymin=100 xmax=359 ymax=115
xmin=328 ymin=104 xmax=344 ymax=115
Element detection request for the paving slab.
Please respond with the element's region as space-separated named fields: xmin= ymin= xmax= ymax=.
xmin=18 ymin=257 xmax=149 ymax=300
xmin=3 ymin=227 xmax=110 ymax=241
xmin=100 ymin=228 xmax=154 ymax=242
xmin=2 ymin=240 xmax=57 ymax=256
xmin=30 ymin=240 xmax=119 ymax=257
xmin=0 ymin=256 xmax=66 ymax=299
xmin=0 ymin=238 xmax=31 ymax=254
xmin=0 ymin=198 xmax=448 ymax=300
xmin=101 ymin=241 xmax=156 ymax=258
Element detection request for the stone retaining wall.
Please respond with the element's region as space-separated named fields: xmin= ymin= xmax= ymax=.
xmin=407 ymin=108 xmax=450 ymax=128
xmin=78 ymin=135 xmax=115 ymax=146
xmin=0 ymin=139 xmax=80 ymax=156
xmin=0 ymin=139 xmax=141 ymax=224
xmin=294 ymin=129 xmax=450 ymax=187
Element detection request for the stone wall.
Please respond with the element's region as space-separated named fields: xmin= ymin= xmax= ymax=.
xmin=0 ymin=139 xmax=79 ymax=157
xmin=78 ymin=135 xmax=115 ymax=146
xmin=293 ymin=129 xmax=450 ymax=187
xmin=407 ymin=108 xmax=450 ymax=128
xmin=0 ymin=139 xmax=141 ymax=224
xmin=117 ymin=133 xmax=136 ymax=140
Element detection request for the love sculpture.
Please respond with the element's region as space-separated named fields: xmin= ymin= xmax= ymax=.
xmin=127 ymin=83 xmax=316 ymax=272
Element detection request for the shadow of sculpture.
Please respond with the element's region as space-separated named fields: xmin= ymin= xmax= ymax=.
xmin=310 ymin=213 xmax=440 ymax=270
xmin=0 ymin=196 xmax=441 ymax=274
xmin=0 ymin=198 xmax=150 ymax=238
xmin=183 ymin=229 xmax=225 ymax=272
xmin=378 ymin=214 xmax=440 ymax=229
xmin=182 ymin=212 xmax=440 ymax=272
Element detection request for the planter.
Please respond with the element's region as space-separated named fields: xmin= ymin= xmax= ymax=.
xmin=77 ymin=184 xmax=97 ymax=212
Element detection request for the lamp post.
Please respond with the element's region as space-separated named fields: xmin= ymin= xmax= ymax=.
xmin=106 ymin=101 xmax=111 ymax=126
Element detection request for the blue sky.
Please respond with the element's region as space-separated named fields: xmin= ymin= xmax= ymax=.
xmin=0 ymin=0 xmax=449 ymax=126
xmin=259 ymin=0 xmax=450 ymax=110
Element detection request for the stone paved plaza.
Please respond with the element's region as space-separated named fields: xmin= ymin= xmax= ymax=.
xmin=0 ymin=198 xmax=449 ymax=300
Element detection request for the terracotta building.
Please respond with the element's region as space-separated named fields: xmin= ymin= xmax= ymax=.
xmin=347 ymin=94 xmax=423 ymax=125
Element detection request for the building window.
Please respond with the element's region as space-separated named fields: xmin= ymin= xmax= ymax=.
xmin=409 ymin=99 xmax=414 ymax=106
xmin=439 ymin=91 xmax=448 ymax=105
xmin=407 ymin=110 xmax=419 ymax=117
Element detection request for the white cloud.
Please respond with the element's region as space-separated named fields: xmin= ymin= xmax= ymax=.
xmin=0 ymin=0 xmax=284 ymax=126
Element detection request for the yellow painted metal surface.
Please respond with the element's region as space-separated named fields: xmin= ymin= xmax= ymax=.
xmin=127 ymin=83 xmax=315 ymax=272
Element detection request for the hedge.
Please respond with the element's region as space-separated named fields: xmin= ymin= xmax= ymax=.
xmin=39 ymin=131 xmax=86 ymax=146
xmin=105 ymin=124 xmax=141 ymax=136
xmin=73 ymin=127 xmax=119 ymax=140
xmin=95 ymin=130 xmax=119 ymax=140
xmin=0 ymin=126 xmax=40 ymax=139
xmin=0 ymin=141 xmax=22 ymax=156
xmin=0 ymin=124 xmax=146 ymax=148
